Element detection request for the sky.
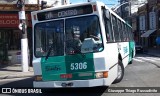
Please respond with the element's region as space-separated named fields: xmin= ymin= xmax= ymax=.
xmin=69 ymin=0 xmax=119 ymax=8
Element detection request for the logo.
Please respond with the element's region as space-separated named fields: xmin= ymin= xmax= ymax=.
xmin=1 ymin=88 xmax=42 ymax=94
xmin=45 ymin=65 xmax=61 ymax=72
xmin=2 ymin=88 xmax=11 ymax=93
xmin=123 ymin=46 xmax=128 ymax=54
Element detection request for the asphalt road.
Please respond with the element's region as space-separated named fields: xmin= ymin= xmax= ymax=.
xmin=0 ymin=54 xmax=160 ymax=96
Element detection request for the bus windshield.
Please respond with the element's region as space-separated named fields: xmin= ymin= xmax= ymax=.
xmin=34 ymin=15 xmax=103 ymax=57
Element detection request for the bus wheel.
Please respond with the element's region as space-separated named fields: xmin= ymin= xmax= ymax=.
xmin=113 ymin=60 xmax=124 ymax=84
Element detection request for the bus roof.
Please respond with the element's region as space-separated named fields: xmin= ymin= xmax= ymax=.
xmin=31 ymin=1 xmax=98 ymax=14
xmin=31 ymin=1 xmax=131 ymax=27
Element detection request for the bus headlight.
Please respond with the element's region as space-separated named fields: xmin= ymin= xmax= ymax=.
xmin=35 ymin=75 xmax=42 ymax=81
xmin=95 ymin=71 xmax=108 ymax=78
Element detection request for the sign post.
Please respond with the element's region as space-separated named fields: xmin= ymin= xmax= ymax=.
xmin=17 ymin=0 xmax=29 ymax=72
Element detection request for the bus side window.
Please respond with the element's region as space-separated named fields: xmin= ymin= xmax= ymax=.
xmin=117 ymin=19 xmax=121 ymax=42
xmin=111 ymin=15 xmax=119 ymax=42
xmin=112 ymin=15 xmax=117 ymax=42
xmin=104 ymin=10 xmax=114 ymax=42
xmin=120 ymin=21 xmax=123 ymax=42
xmin=125 ymin=25 xmax=129 ymax=41
xmin=122 ymin=23 xmax=126 ymax=42
xmin=121 ymin=22 xmax=125 ymax=42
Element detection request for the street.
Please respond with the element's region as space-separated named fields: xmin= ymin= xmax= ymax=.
xmin=0 ymin=53 xmax=160 ymax=96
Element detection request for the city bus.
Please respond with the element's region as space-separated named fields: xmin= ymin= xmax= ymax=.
xmin=31 ymin=1 xmax=135 ymax=88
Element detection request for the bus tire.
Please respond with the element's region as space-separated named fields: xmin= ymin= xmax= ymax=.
xmin=113 ymin=60 xmax=124 ymax=84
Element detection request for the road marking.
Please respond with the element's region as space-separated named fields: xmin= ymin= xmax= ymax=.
xmin=146 ymin=57 xmax=160 ymax=61
xmin=136 ymin=57 xmax=156 ymax=62
xmin=135 ymin=56 xmax=160 ymax=64
xmin=133 ymin=58 xmax=145 ymax=62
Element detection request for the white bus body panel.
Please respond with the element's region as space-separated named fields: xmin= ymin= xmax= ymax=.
xmin=34 ymin=78 xmax=105 ymax=88
xmin=32 ymin=58 xmax=42 ymax=75
xmin=118 ymin=42 xmax=130 ymax=68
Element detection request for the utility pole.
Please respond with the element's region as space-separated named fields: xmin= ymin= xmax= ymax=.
xmin=38 ymin=0 xmax=41 ymax=10
xmin=17 ymin=0 xmax=29 ymax=72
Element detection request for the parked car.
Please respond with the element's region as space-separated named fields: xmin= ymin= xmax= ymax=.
xmin=135 ymin=43 xmax=143 ymax=53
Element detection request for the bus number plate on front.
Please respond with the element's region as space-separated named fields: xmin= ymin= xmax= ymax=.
xmin=70 ymin=62 xmax=87 ymax=70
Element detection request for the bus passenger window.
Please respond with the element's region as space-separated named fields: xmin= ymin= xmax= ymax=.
xmin=112 ymin=15 xmax=118 ymax=42
xmin=117 ymin=19 xmax=121 ymax=42
xmin=104 ymin=11 xmax=114 ymax=42
xmin=124 ymin=25 xmax=129 ymax=41
xmin=122 ymin=23 xmax=126 ymax=42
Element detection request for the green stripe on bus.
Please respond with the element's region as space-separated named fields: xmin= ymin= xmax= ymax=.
xmin=65 ymin=54 xmax=95 ymax=80
xmin=128 ymin=41 xmax=135 ymax=62
xmin=41 ymin=53 xmax=95 ymax=81
xmin=41 ymin=56 xmax=67 ymax=81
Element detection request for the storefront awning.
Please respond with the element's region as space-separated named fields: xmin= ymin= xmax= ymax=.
xmin=141 ymin=29 xmax=156 ymax=37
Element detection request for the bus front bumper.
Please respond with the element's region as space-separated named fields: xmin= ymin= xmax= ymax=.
xmin=33 ymin=78 xmax=108 ymax=88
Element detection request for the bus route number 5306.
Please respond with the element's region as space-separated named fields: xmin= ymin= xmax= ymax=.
xmin=70 ymin=62 xmax=87 ymax=70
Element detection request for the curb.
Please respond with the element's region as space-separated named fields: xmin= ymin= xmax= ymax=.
xmin=0 ymin=74 xmax=34 ymax=79
xmin=144 ymin=52 xmax=160 ymax=57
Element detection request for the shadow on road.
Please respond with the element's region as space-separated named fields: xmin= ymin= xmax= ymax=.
xmin=0 ymin=77 xmax=108 ymax=96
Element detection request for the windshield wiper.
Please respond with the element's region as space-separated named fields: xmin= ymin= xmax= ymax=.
xmin=45 ymin=44 xmax=53 ymax=60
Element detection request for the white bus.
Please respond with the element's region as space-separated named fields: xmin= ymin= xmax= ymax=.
xmin=31 ymin=1 xmax=135 ymax=88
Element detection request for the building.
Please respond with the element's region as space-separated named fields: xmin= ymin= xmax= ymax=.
xmin=131 ymin=13 xmax=139 ymax=42
xmin=138 ymin=0 xmax=160 ymax=49
xmin=137 ymin=3 xmax=148 ymax=47
xmin=115 ymin=0 xmax=147 ymax=26
xmin=0 ymin=0 xmax=69 ymax=64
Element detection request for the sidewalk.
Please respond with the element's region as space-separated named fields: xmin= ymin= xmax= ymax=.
xmin=0 ymin=63 xmax=34 ymax=79
xmin=144 ymin=48 xmax=160 ymax=57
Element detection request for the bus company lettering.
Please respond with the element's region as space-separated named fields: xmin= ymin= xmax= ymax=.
xmin=45 ymin=65 xmax=61 ymax=72
xmin=123 ymin=46 xmax=128 ymax=54
xmin=58 ymin=9 xmax=77 ymax=17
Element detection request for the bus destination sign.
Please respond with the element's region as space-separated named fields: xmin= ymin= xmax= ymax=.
xmin=37 ymin=5 xmax=93 ymax=21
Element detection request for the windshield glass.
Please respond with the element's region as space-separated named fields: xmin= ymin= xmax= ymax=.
xmin=35 ymin=20 xmax=64 ymax=57
xmin=34 ymin=15 xmax=103 ymax=57
xmin=65 ymin=16 xmax=103 ymax=55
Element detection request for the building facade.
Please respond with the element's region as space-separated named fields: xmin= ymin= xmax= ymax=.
xmin=0 ymin=4 xmax=37 ymax=64
xmin=0 ymin=0 xmax=69 ymax=64
xmin=138 ymin=0 xmax=160 ymax=48
xmin=138 ymin=4 xmax=148 ymax=47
